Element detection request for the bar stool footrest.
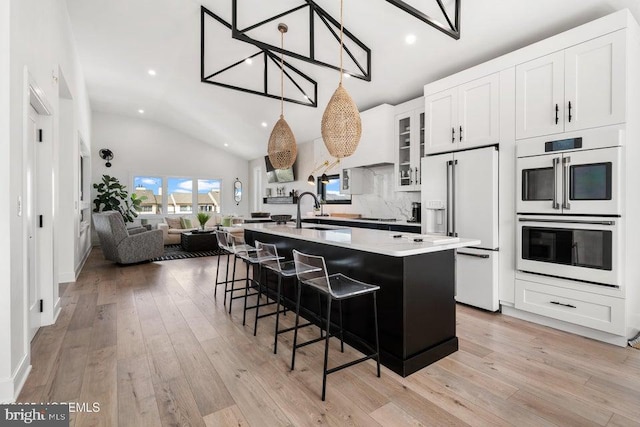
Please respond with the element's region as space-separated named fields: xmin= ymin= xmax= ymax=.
xmin=277 ymin=322 xmax=313 ymax=335
xmin=295 ymin=334 xmax=337 ymax=349
xmin=326 ymin=354 xmax=378 ymax=375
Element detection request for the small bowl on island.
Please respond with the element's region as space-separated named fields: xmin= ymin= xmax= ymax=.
xmin=270 ymin=214 xmax=292 ymax=225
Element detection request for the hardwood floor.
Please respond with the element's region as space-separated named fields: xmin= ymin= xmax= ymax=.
xmin=18 ymin=249 xmax=640 ymax=426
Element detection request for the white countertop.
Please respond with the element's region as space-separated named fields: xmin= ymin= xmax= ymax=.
xmin=242 ymin=223 xmax=480 ymax=257
xmin=306 ymin=216 xmax=421 ymax=227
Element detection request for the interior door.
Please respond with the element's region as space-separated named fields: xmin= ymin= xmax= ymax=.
xmin=458 ymin=73 xmax=500 ymax=149
xmin=453 ymin=147 xmax=499 ymax=249
xmin=425 ymin=88 xmax=458 ymax=154
xmin=564 ymin=30 xmax=626 ymax=132
xmin=515 ymin=51 xmax=565 ymax=139
xmin=563 ymin=147 xmax=621 ymax=215
xmin=26 ymin=106 xmax=40 ymax=340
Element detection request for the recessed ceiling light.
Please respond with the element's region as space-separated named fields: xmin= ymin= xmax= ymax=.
xmin=147 ymin=69 xmax=156 ymax=76
xmin=343 ymin=73 xmax=351 ymax=79
xmin=138 ymin=109 xmax=145 ymax=114
xmin=261 ymin=122 xmax=268 ymax=127
xmin=245 ymin=58 xmax=253 ymax=65
xmin=405 ymin=34 xmax=417 ymax=45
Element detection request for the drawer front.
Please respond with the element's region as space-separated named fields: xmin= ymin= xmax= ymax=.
xmin=515 ymin=279 xmax=625 ymax=335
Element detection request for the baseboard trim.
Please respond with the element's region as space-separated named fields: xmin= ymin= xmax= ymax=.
xmin=502 ymin=306 xmax=628 ymax=347
xmin=0 ymin=353 xmax=31 ymax=403
xmin=74 ymin=246 xmax=91 ymax=280
xmin=52 ymin=297 xmax=62 ymax=324
xmin=58 ymin=271 xmax=75 ymax=283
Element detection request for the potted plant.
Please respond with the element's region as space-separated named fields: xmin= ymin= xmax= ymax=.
xmin=92 ymin=174 xmax=145 ymax=223
xmin=196 ymin=212 xmax=212 ymax=231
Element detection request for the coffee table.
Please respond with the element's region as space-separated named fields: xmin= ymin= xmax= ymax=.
xmin=180 ymin=232 xmax=219 ymax=252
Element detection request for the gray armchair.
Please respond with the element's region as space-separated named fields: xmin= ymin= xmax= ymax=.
xmin=93 ymin=212 xmax=164 ymax=264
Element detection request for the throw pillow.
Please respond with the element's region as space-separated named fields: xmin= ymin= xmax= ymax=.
xmin=165 ymin=217 xmax=182 ymax=229
xmin=180 ymin=217 xmax=193 ymax=229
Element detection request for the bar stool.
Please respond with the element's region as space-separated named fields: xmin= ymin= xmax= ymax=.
xmin=213 ymin=230 xmax=232 ymax=303
xmin=291 ymin=249 xmax=381 ymax=401
xmin=253 ymin=241 xmax=320 ymax=354
xmin=227 ymin=234 xmax=261 ymax=315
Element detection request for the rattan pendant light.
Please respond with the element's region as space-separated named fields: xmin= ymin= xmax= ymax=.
xmin=321 ymin=0 xmax=361 ymax=158
xmin=267 ymin=23 xmax=297 ymax=169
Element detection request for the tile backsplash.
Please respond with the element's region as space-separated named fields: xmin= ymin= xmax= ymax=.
xmin=322 ymin=165 xmax=420 ymax=220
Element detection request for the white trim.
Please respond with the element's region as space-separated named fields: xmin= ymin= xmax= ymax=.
xmin=74 ymin=245 xmax=91 ymax=279
xmin=502 ymin=305 xmax=628 ymax=347
xmin=0 ymin=353 xmax=31 ymax=404
xmin=52 ymin=297 xmax=62 ymax=325
xmin=58 ymin=271 xmax=76 ymax=283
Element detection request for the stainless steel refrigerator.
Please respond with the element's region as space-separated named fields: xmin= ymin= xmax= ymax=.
xmin=421 ymin=146 xmax=499 ymax=311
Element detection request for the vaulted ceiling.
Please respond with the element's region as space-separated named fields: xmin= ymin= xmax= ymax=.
xmin=65 ymin=0 xmax=640 ymax=160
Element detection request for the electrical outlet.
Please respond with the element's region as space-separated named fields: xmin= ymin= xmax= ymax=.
xmin=17 ymin=196 xmax=22 ymax=216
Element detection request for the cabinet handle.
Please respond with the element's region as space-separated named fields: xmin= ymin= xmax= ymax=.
xmin=568 ymin=101 xmax=572 ymax=122
xmin=451 ymin=127 xmax=455 ymax=143
xmin=459 ymin=125 xmax=463 ymax=142
xmin=550 ymin=300 xmax=576 ymax=309
xmin=415 ymin=167 xmax=419 ymax=185
xmin=409 ymin=168 xmax=413 ymax=185
xmin=555 ymin=104 xmax=559 ymax=125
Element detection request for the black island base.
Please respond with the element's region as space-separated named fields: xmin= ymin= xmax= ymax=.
xmin=244 ymin=229 xmax=458 ymax=377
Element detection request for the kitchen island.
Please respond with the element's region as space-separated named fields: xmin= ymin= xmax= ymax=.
xmin=242 ymin=223 xmax=480 ymax=376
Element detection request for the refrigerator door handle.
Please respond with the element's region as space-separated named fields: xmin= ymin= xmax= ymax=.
xmin=446 ymin=160 xmax=452 ymax=236
xmin=452 ymin=159 xmax=458 ymax=237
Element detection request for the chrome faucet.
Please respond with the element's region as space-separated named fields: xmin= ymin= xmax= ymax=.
xmin=296 ymin=191 xmax=320 ymax=229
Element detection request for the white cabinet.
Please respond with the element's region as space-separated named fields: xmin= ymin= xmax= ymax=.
xmin=516 ymin=30 xmax=626 ymax=139
xmin=394 ymin=98 xmax=424 ymax=191
xmin=425 ymin=73 xmax=500 ymax=154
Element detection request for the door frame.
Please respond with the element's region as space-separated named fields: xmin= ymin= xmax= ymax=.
xmin=23 ymin=68 xmax=53 ymax=342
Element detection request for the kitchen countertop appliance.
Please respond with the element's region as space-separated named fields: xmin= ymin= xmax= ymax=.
xmin=408 ymin=202 xmax=421 ymax=223
xmin=422 ymin=146 xmax=499 ymax=311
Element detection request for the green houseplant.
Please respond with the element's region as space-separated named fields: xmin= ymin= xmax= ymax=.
xmin=196 ymin=212 xmax=212 ymax=230
xmin=92 ymin=175 xmax=145 ymax=223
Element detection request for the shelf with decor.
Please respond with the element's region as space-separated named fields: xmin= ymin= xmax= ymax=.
xmin=263 ymin=196 xmax=299 ymax=204
xmin=394 ymin=97 xmax=424 ymax=192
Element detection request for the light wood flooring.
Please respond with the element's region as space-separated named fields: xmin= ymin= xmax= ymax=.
xmin=18 ymin=249 xmax=640 ymax=426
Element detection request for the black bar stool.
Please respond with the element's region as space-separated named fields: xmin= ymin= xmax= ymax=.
xmin=291 ymin=249 xmax=381 ymax=401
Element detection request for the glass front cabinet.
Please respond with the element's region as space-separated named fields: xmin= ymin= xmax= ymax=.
xmin=394 ymin=98 xmax=425 ymax=192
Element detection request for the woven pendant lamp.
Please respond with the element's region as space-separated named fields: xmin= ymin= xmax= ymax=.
xmin=268 ymin=23 xmax=297 ymax=169
xmin=321 ymin=0 xmax=361 ymax=158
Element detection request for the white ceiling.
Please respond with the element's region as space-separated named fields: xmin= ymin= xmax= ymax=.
xmin=65 ymin=0 xmax=640 ymax=160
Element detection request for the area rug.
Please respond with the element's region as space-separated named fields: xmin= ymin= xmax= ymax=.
xmin=150 ymin=244 xmax=226 ymax=262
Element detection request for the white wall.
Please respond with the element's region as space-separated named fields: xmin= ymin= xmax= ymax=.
xmin=1 ymin=0 xmax=92 ymax=402
xmin=249 ymin=140 xmax=420 ymax=220
xmin=0 ymin=0 xmax=13 ymax=403
xmin=91 ymin=112 xmax=250 ymax=229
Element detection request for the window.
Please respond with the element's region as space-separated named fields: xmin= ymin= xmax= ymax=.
xmin=317 ymin=174 xmax=351 ymax=204
xmin=197 ymin=179 xmax=221 ymax=213
xmin=134 ymin=175 xmax=222 ymax=215
xmin=133 ymin=176 xmax=163 ymax=215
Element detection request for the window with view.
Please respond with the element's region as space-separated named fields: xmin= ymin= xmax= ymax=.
xmin=198 ymin=179 xmax=221 ymax=213
xmin=317 ymin=174 xmax=351 ymax=204
xmin=133 ymin=176 xmax=163 ymax=214
xmin=168 ymin=177 xmax=193 ymax=214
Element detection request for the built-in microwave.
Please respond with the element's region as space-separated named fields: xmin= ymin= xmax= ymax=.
xmin=516 ymin=127 xmax=623 ymax=216
xmin=517 ymin=216 xmax=621 ymax=287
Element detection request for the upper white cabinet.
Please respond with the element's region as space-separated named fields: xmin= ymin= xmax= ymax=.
xmin=348 ymin=104 xmax=395 ymax=168
xmin=425 ymin=73 xmax=500 ymax=154
xmin=516 ymin=30 xmax=626 ymax=139
xmin=394 ymin=97 xmax=424 ymax=192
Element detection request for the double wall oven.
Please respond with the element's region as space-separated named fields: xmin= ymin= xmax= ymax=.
xmin=516 ymin=127 xmax=624 ymax=288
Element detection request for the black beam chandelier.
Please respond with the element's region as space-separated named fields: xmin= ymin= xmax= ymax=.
xmin=386 ymin=0 xmax=461 ymax=40
xmin=201 ymin=6 xmax=318 ymax=107
xmin=231 ymin=0 xmax=372 ymax=82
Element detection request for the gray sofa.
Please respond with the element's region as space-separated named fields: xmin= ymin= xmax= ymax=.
xmin=93 ymin=212 xmax=164 ymax=264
